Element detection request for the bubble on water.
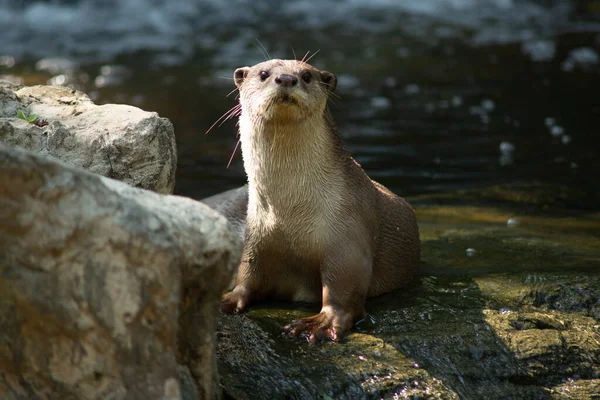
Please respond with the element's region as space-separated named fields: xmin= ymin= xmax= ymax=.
xmin=550 ymin=126 xmax=564 ymax=137
xmin=481 ymin=114 xmax=490 ymax=124
xmin=384 ymin=76 xmax=396 ymax=87
xmin=507 ymin=217 xmax=519 ymax=227
xmin=36 ymin=57 xmax=78 ymax=75
xmin=570 ymin=162 xmax=578 ymax=169
xmin=49 ymin=74 xmax=66 ymax=86
xmin=371 ymin=96 xmax=391 ymax=109
xmin=499 ymin=141 xmax=515 ymax=165
xmin=95 ymin=64 xmax=130 ymax=88
xmin=521 ymin=39 xmax=556 ymax=62
xmin=336 ymin=74 xmax=359 ymax=90
xmin=0 ymin=75 xmax=23 ymax=85
xmin=0 ymin=55 xmax=15 ymax=68
xmin=545 ymin=117 xmax=555 ymax=127
xmin=482 ymin=99 xmax=495 ymax=111
xmin=562 ymin=59 xmax=575 ymax=72
xmin=404 ymin=83 xmax=420 ymax=95
xmin=425 ymin=102 xmax=436 ymax=112
xmin=561 ymin=135 xmax=571 ymax=144
xmin=451 ymin=96 xmax=462 ymax=107
xmin=94 ymin=75 xmax=106 ymax=88
xmin=466 ymin=248 xmax=477 ymax=257
xmin=562 ymin=47 xmax=600 ymax=72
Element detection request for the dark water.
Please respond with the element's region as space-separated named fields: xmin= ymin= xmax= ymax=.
xmin=2 ymin=0 xmax=599 ymax=206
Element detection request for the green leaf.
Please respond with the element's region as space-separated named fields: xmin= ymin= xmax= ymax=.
xmin=27 ymin=114 xmax=38 ymax=123
xmin=16 ymin=110 xmax=27 ymax=120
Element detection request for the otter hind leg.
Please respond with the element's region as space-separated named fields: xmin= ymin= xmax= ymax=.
xmin=369 ymin=184 xmax=420 ymax=297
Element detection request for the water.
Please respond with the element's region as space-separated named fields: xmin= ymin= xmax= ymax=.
xmin=1 ymin=0 xmax=599 ymax=202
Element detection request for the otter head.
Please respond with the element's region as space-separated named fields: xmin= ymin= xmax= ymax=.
xmin=234 ymin=59 xmax=337 ymax=122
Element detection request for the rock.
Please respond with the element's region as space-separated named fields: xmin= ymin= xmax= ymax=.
xmin=0 ymin=81 xmax=176 ymax=194
xmin=0 ymin=144 xmax=242 ymax=400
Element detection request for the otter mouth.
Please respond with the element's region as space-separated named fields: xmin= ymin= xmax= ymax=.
xmin=273 ymin=93 xmax=298 ymax=105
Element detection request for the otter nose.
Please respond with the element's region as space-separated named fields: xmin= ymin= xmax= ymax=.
xmin=275 ymin=74 xmax=298 ymax=87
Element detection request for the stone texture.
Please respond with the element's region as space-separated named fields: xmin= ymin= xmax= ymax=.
xmin=0 ymin=81 xmax=176 ymax=194
xmin=0 ymin=144 xmax=242 ymax=399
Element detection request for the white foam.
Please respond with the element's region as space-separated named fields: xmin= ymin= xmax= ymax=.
xmin=0 ymin=0 xmax=595 ymax=66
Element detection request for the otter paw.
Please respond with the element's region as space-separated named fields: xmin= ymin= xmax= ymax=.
xmin=220 ymin=290 xmax=249 ymax=314
xmin=284 ymin=312 xmax=343 ymax=343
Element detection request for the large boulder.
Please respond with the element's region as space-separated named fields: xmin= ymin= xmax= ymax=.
xmin=0 ymin=81 xmax=176 ymax=194
xmin=0 ymin=144 xmax=242 ymax=399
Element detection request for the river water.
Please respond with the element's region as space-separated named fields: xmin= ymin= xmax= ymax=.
xmin=1 ymin=0 xmax=599 ymax=202
xmin=1 ymin=1 xmax=599 ymax=397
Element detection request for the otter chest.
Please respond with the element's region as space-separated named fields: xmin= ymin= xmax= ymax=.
xmin=248 ymin=187 xmax=340 ymax=256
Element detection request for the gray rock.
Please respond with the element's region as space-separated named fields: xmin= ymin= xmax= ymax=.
xmin=0 ymin=144 xmax=242 ymax=400
xmin=0 ymin=82 xmax=176 ymax=194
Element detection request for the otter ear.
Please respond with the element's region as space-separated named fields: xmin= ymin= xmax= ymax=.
xmin=320 ymin=71 xmax=337 ymax=92
xmin=234 ymin=67 xmax=250 ymax=88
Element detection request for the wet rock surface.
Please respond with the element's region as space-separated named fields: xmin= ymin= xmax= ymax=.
xmin=0 ymin=145 xmax=242 ymax=399
xmin=0 ymin=81 xmax=177 ymax=194
xmin=216 ymin=187 xmax=600 ymax=399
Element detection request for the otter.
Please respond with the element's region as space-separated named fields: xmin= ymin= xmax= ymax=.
xmin=204 ymin=59 xmax=420 ymax=343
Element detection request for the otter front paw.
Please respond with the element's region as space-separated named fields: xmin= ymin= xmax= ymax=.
xmin=284 ymin=309 xmax=353 ymax=343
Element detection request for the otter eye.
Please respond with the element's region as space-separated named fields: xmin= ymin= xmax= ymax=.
xmin=301 ymin=71 xmax=312 ymax=84
xmin=260 ymin=71 xmax=269 ymax=81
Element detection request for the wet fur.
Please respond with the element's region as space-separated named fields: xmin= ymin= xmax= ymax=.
xmin=210 ymin=59 xmax=420 ymax=342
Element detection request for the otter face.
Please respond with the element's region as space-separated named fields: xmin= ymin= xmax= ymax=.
xmin=234 ymin=59 xmax=337 ymax=122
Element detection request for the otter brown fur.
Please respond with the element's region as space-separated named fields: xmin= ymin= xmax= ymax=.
xmin=213 ymin=59 xmax=420 ymax=342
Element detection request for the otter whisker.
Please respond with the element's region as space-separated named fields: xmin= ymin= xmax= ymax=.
xmin=226 ymin=87 xmax=239 ymax=98
xmin=219 ymin=104 xmax=242 ymax=126
xmin=226 ymin=138 xmax=241 ymax=169
xmin=305 ymin=49 xmax=320 ymax=64
xmin=205 ymin=104 xmax=242 ymax=134
xmin=327 ymin=91 xmax=342 ymax=101
xmin=290 ymin=44 xmax=297 ymax=61
xmin=218 ymin=110 xmax=242 ymax=128
xmin=301 ymin=51 xmax=311 ymax=63
xmin=254 ymin=38 xmax=271 ymax=61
